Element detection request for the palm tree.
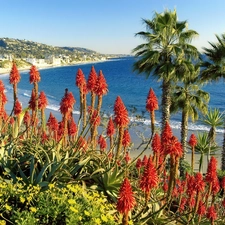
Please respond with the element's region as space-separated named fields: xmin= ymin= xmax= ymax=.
xmin=195 ymin=132 xmax=220 ymax=173
xmin=132 ymin=9 xmax=199 ymax=131
xmin=202 ymin=108 xmax=224 ymax=163
xmin=170 ymin=63 xmax=209 ymax=156
xmin=200 ymin=33 xmax=225 ymax=170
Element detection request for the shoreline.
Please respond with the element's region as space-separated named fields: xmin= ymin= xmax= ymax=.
xmin=0 ymin=59 xmax=108 ymax=75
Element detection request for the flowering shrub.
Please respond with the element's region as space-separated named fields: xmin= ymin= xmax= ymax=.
xmin=0 ymin=64 xmax=224 ymax=224
xmin=0 ymin=178 xmax=116 ymax=224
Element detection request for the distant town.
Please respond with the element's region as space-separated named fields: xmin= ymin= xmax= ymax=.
xmin=0 ymin=37 xmax=130 ymax=70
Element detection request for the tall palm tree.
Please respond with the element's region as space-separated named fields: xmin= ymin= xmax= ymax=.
xmin=170 ymin=63 xmax=209 ymax=155
xmin=200 ymin=33 xmax=225 ymax=170
xmin=132 ymin=9 xmax=199 ymax=131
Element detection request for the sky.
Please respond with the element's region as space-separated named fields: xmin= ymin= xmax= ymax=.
xmin=0 ymin=0 xmax=225 ymax=54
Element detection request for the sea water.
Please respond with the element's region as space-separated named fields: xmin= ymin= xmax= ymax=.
xmin=1 ymin=57 xmax=224 ymax=146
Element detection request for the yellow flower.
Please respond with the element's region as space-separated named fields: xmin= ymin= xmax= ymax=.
xmin=101 ymin=214 xmax=108 ymax=222
xmin=68 ymin=199 xmax=76 ymax=204
xmin=0 ymin=220 xmax=6 ymax=225
xmin=5 ymin=204 xmax=12 ymax=211
xmin=128 ymin=220 xmax=134 ymax=225
xmin=69 ymin=206 xmax=78 ymax=213
xmin=84 ymin=210 xmax=90 ymax=216
xmin=93 ymin=218 xmax=101 ymax=225
xmin=48 ymin=183 xmax=55 ymax=189
xmin=29 ymin=207 xmax=37 ymax=213
xmin=20 ymin=196 xmax=26 ymax=203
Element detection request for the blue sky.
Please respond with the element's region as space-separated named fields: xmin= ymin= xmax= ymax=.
xmin=0 ymin=0 xmax=225 ymax=54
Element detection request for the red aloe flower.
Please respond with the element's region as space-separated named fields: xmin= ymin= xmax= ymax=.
xmin=179 ymin=197 xmax=187 ymax=213
xmin=68 ymin=117 xmax=77 ymax=137
xmin=152 ymin=133 xmax=161 ymax=154
xmin=107 ymin=117 xmax=115 ymax=136
xmin=9 ymin=62 xmax=21 ymax=84
xmin=87 ymin=65 xmax=97 ymax=92
xmin=76 ymin=68 xmax=86 ymax=88
xmin=212 ymin=177 xmax=220 ymax=195
xmin=166 ymin=136 xmax=183 ymax=158
xmin=188 ymin=133 xmax=197 ymax=147
xmin=146 ymin=88 xmax=158 ymax=112
xmin=29 ymin=89 xmax=36 ymax=111
xmin=142 ymin=155 xmax=148 ymax=167
xmin=94 ymin=70 xmax=108 ymax=96
xmin=197 ymin=200 xmax=206 ymax=216
xmin=114 ymin=96 xmax=129 ymax=127
xmin=41 ymin=131 xmax=48 ymax=144
xmin=23 ymin=111 xmax=31 ymax=126
xmin=161 ymin=121 xmax=173 ymax=155
xmin=14 ymin=99 xmax=22 ymax=116
xmin=136 ymin=158 xmax=142 ymax=170
xmin=29 ymin=65 xmax=40 ymax=83
xmin=47 ymin=112 xmax=59 ymax=132
xmin=205 ymin=156 xmax=218 ymax=183
xmin=139 ymin=156 xmax=158 ymax=198
xmin=195 ymin=172 xmax=205 ymax=193
xmin=122 ymin=129 xmax=131 ymax=148
xmin=59 ymin=89 xmax=76 ymax=115
xmin=38 ymin=91 xmax=48 ymax=109
xmin=98 ymin=134 xmax=107 ymax=151
xmin=206 ymin=205 xmax=217 ymax=222
xmin=117 ymin=177 xmax=136 ymax=214
xmin=90 ymin=109 xmax=101 ymax=126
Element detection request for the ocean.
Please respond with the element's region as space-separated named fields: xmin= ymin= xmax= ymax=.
xmin=1 ymin=57 xmax=224 ymax=146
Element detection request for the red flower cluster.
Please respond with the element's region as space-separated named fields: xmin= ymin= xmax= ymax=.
xmin=94 ymin=70 xmax=108 ymax=96
xmin=23 ymin=111 xmax=31 ymax=126
xmin=47 ymin=112 xmax=59 ymax=132
xmin=205 ymin=156 xmax=218 ymax=184
xmin=114 ymin=96 xmax=129 ymax=127
xmin=188 ymin=133 xmax=197 ymax=147
xmin=76 ymin=68 xmax=86 ymax=88
xmin=29 ymin=65 xmax=41 ymax=83
xmin=98 ymin=135 xmax=107 ymax=151
xmin=59 ymin=89 xmax=76 ymax=115
xmin=9 ymin=62 xmax=21 ymax=84
xmin=139 ymin=156 xmax=158 ymax=194
xmin=122 ymin=129 xmax=131 ymax=148
xmin=38 ymin=91 xmax=48 ymax=109
xmin=206 ymin=205 xmax=217 ymax=222
xmin=87 ymin=66 xmax=97 ymax=92
xmin=117 ymin=177 xmax=136 ymax=214
xmin=106 ymin=117 xmax=115 ymax=137
xmin=151 ymin=133 xmax=161 ymax=154
xmin=68 ymin=117 xmax=77 ymax=137
xmin=146 ymin=88 xmax=158 ymax=112
xmin=165 ymin=136 xmax=183 ymax=158
xmin=14 ymin=99 xmax=22 ymax=116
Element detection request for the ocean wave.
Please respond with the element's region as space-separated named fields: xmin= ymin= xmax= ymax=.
xmin=129 ymin=116 xmax=224 ymax=134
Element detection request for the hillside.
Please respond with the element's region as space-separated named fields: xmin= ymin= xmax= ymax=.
xmin=0 ymin=37 xmax=104 ymax=60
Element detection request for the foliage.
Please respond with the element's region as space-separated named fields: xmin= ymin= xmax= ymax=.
xmin=0 ymin=178 xmax=116 ymax=224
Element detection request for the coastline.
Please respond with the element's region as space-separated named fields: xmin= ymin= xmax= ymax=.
xmin=0 ymin=59 xmax=108 ymax=75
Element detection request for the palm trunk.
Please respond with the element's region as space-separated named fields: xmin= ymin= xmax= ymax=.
xmin=221 ymin=119 xmax=225 ymax=170
xmin=161 ymin=79 xmax=171 ymax=131
xmin=180 ymin=111 xmax=188 ymax=176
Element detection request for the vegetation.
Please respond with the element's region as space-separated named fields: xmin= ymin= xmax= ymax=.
xmin=0 ymin=8 xmax=225 ymax=225
xmin=0 ymin=37 xmax=107 ymax=63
